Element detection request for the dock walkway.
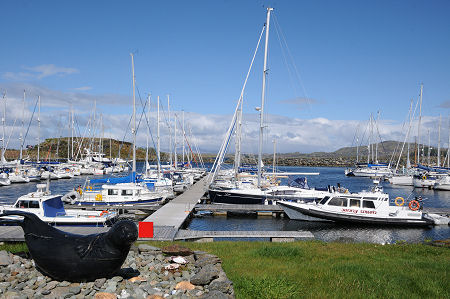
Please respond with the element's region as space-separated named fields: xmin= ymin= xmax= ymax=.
xmin=175 ymin=229 xmax=314 ymax=242
xmin=142 ymin=176 xmax=208 ymax=240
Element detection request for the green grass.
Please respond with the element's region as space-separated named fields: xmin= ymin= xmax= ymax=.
xmin=142 ymin=241 xmax=449 ymax=299
xmin=0 ymin=242 xmax=28 ymax=253
xmin=2 ymin=240 xmax=448 ymax=298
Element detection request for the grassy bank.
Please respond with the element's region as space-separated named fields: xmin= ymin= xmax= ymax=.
xmin=143 ymin=241 xmax=448 ymax=299
xmin=2 ymin=241 xmax=448 ymax=298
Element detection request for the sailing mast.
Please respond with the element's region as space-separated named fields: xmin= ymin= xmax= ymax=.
xmin=375 ymin=111 xmax=380 ymax=164
xmin=417 ymin=83 xmax=423 ymax=165
xmin=257 ymin=7 xmax=273 ymax=188
xmin=168 ymin=94 xmax=172 ymax=167
xmin=438 ymin=115 xmax=441 ymax=167
xmin=182 ymin=110 xmax=185 ymax=166
xmin=37 ymin=95 xmax=41 ymax=163
xmin=130 ymin=53 xmax=136 ymax=175
xmin=67 ymin=110 xmax=70 ymax=161
xmin=71 ymin=105 xmax=74 ymax=160
xmin=234 ymin=96 xmax=243 ymax=177
xmin=174 ymin=114 xmax=177 ymax=169
xmin=272 ymin=139 xmax=276 ymax=176
xmin=145 ymin=94 xmax=150 ymax=175
xmin=1 ymin=92 xmax=6 ymax=163
xmin=157 ymin=95 xmax=161 ymax=180
xmin=19 ymin=90 xmax=25 ymax=160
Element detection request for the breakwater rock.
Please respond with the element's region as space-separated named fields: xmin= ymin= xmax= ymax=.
xmin=0 ymin=244 xmax=234 ymax=299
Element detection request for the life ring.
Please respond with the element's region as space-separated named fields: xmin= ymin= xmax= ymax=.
xmin=95 ymin=194 xmax=102 ymax=201
xmin=100 ymin=210 xmax=108 ymax=216
xmin=394 ymin=197 xmax=405 ymax=206
xmin=409 ymin=200 xmax=420 ymax=211
xmin=422 ymin=175 xmax=427 ymax=180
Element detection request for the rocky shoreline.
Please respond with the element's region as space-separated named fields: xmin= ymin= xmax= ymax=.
xmin=0 ymin=244 xmax=234 ymax=299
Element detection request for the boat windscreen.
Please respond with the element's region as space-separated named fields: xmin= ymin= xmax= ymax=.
xmin=43 ymin=196 xmax=66 ymax=217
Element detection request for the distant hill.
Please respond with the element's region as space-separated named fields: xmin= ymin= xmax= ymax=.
xmin=3 ymin=139 xmax=441 ymax=167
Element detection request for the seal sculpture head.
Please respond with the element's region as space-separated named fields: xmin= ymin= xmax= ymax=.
xmin=0 ymin=211 xmax=138 ymax=282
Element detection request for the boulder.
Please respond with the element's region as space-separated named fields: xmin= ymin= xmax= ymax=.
xmin=175 ymin=281 xmax=195 ymax=291
xmin=190 ymin=264 xmax=219 ymax=286
xmin=0 ymin=251 xmax=12 ymax=266
xmin=161 ymin=244 xmax=193 ymax=256
xmin=94 ymin=292 xmax=117 ymax=299
xmin=138 ymin=244 xmax=161 ymax=254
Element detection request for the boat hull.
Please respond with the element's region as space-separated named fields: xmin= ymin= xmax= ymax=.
xmin=208 ymin=189 xmax=267 ymax=205
xmin=278 ymin=202 xmax=432 ymax=227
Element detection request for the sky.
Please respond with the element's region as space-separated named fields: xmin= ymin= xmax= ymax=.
xmin=0 ymin=0 xmax=449 ymax=155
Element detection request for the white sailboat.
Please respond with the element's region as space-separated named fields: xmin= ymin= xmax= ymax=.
xmin=65 ymin=53 xmax=166 ymax=206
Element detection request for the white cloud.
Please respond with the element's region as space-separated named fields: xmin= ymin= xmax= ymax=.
xmin=2 ymin=64 xmax=79 ymax=80
xmin=73 ymin=86 xmax=93 ymax=91
xmin=0 ymin=82 xmax=446 ymax=156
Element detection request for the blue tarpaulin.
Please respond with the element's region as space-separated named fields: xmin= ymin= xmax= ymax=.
xmin=90 ymin=172 xmax=136 ymax=184
xmin=42 ymin=196 xmax=66 ymax=217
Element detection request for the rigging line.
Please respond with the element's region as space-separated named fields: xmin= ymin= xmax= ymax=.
xmin=273 ymin=13 xmax=311 ymax=107
xmin=273 ymin=13 xmax=301 ymax=106
xmin=358 ymin=118 xmax=370 ymax=149
xmin=21 ymin=96 xmax=38 ymax=150
xmin=135 ymin=86 xmax=161 ymax=166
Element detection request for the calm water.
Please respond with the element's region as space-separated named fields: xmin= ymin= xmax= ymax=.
xmin=188 ymin=166 xmax=450 ymax=244
xmin=1 ymin=165 xmax=449 ymax=244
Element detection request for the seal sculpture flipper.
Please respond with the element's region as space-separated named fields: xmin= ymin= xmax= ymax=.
xmin=0 ymin=211 xmax=138 ymax=281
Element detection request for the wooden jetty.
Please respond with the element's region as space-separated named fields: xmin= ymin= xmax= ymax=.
xmin=175 ymin=229 xmax=314 ymax=242
xmin=140 ymin=176 xmax=208 ymax=241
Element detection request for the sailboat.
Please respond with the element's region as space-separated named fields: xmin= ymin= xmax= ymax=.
xmin=63 ymin=54 xmax=166 ymax=206
xmin=208 ymin=8 xmax=326 ymax=205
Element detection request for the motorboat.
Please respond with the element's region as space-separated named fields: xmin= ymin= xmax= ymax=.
xmin=0 ymin=183 xmax=117 ymax=226
xmin=434 ymin=175 xmax=450 ymax=191
xmin=7 ymin=169 xmax=30 ymax=183
xmin=277 ymin=190 xmax=435 ymax=226
xmin=63 ymin=173 xmax=166 ymax=206
xmin=0 ymin=172 xmax=11 ymax=186
xmin=413 ymin=173 xmax=439 ymax=189
xmin=388 ymin=174 xmax=414 ymax=186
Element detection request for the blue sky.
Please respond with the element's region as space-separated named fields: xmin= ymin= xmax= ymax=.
xmin=0 ymin=0 xmax=449 ymax=153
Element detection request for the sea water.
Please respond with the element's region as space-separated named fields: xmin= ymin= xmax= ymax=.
xmin=188 ymin=166 xmax=450 ymax=244
xmin=1 ymin=164 xmax=448 ymax=243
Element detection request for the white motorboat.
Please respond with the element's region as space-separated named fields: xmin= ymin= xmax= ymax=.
xmin=8 ymin=171 xmax=30 ymax=183
xmin=413 ymin=173 xmax=438 ymax=189
xmin=66 ymin=183 xmax=166 ymax=206
xmin=0 ymin=183 xmax=117 ymax=226
xmin=388 ymin=175 xmax=413 ymax=186
xmin=434 ymin=175 xmax=450 ymax=191
xmin=0 ymin=173 xmax=11 ymax=186
xmin=277 ymin=190 xmax=434 ymax=226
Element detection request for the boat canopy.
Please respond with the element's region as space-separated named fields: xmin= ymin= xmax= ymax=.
xmin=42 ymin=196 xmax=66 ymax=217
xmin=90 ymin=172 xmax=136 ymax=184
xmin=417 ymin=164 xmax=448 ymax=173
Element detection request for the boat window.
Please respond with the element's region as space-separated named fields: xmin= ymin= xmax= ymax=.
xmin=350 ymin=199 xmax=360 ymax=208
xmin=121 ymin=189 xmax=133 ymax=196
xmin=362 ymin=200 xmax=376 ymax=209
xmin=327 ymin=197 xmax=348 ymax=207
xmin=319 ymin=196 xmax=330 ymax=205
xmin=15 ymin=201 xmax=28 ymax=208
xmin=29 ymin=201 xmax=40 ymax=209
xmin=108 ymin=189 xmax=119 ymax=195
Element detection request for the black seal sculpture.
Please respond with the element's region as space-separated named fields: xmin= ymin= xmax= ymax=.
xmin=0 ymin=211 xmax=138 ymax=282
